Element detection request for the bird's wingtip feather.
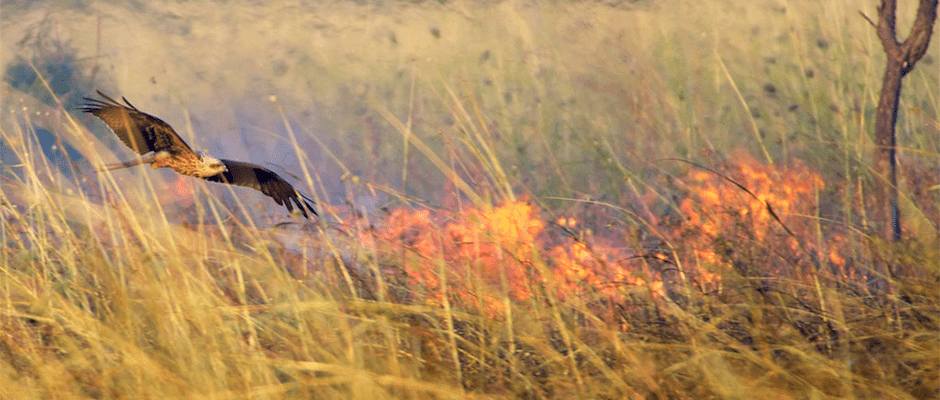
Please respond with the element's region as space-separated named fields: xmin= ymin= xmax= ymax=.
xmin=121 ymin=96 xmax=140 ymax=111
xmin=296 ymin=199 xmax=309 ymax=219
xmin=95 ymin=90 xmax=122 ymax=106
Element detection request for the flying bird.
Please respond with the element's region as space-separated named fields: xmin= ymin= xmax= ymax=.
xmin=80 ymin=91 xmax=317 ymax=218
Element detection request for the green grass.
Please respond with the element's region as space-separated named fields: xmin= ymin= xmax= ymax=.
xmin=1 ymin=1 xmax=938 ymax=398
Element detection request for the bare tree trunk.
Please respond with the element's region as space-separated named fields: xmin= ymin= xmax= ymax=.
xmin=874 ymin=59 xmax=903 ymax=241
xmin=871 ymin=0 xmax=937 ymax=241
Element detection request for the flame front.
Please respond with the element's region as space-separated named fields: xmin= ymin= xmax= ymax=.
xmin=365 ymin=153 xmax=851 ymax=318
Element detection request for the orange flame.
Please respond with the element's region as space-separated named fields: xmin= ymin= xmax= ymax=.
xmin=371 ymin=200 xmax=663 ymax=316
xmin=365 ymin=152 xmax=852 ymax=319
xmin=671 ymin=153 xmax=840 ymax=288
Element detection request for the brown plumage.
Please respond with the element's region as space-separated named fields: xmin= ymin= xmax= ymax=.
xmin=204 ymin=160 xmax=318 ymax=218
xmin=81 ymin=91 xmax=317 ymax=218
xmin=80 ymin=92 xmax=192 ymax=156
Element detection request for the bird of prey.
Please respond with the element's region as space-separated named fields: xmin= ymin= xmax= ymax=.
xmin=81 ymin=91 xmax=317 ymax=218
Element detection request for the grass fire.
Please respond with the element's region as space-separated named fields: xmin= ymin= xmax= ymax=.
xmin=1 ymin=1 xmax=938 ymax=399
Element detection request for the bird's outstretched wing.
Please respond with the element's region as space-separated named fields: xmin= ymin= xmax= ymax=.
xmin=80 ymin=90 xmax=194 ymax=156
xmin=204 ymin=159 xmax=318 ymax=218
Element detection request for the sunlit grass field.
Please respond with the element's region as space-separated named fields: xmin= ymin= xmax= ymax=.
xmin=1 ymin=1 xmax=938 ymax=398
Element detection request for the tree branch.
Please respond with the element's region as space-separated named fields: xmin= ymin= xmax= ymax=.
xmin=900 ymin=0 xmax=939 ymax=74
xmin=860 ymin=10 xmax=878 ymax=29
xmin=877 ymin=0 xmax=902 ymax=59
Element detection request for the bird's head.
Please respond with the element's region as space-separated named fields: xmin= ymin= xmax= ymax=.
xmin=197 ymin=151 xmax=227 ymax=176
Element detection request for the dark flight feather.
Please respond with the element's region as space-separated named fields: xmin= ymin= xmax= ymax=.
xmin=82 ymin=91 xmax=317 ymax=219
xmin=204 ymin=159 xmax=318 ymax=218
xmin=80 ymin=90 xmax=194 ymax=156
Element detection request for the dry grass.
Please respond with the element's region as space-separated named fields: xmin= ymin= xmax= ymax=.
xmin=1 ymin=1 xmax=939 ymax=398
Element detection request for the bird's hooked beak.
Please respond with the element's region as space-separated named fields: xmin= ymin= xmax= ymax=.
xmin=199 ymin=151 xmax=227 ymax=173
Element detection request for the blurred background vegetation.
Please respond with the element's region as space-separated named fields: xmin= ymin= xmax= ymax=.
xmin=3 ymin=1 xmax=934 ymax=214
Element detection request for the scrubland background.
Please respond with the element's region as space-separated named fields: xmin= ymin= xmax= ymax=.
xmin=1 ymin=1 xmax=938 ymax=399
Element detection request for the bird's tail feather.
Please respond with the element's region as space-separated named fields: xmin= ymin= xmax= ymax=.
xmin=95 ymin=155 xmax=153 ymax=173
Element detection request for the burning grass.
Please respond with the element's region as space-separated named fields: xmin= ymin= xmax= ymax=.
xmin=3 ymin=130 xmax=939 ymax=400
xmin=2 ymin=1 xmax=939 ymax=398
xmin=8 ymin=110 xmax=937 ymax=398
